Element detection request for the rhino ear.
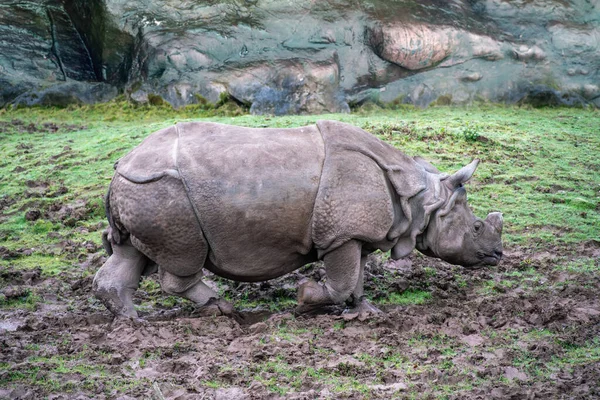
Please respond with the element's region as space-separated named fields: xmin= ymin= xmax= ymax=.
xmin=413 ymin=156 xmax=441 ymax=174
xmin=385 ymin=167 xmax=428 ymax=198
xmin=438 ymin=187 xmax=467 ymax=217
xmin=447 ymin=159 xmax=479 ymax=188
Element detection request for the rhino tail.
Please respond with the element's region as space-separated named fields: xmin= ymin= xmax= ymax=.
xmin=102 ymin=228 xmax=113 ymax=256
xmin=103 ymin=180 xmax=128 ymax=253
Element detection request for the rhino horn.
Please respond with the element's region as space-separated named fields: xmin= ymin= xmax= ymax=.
xmin=447 ymin=159 xmax=479 ymax=188
xmin=486 ymin=212 xmax=503 ymax=233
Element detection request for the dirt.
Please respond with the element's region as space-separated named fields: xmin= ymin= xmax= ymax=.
xmin=1 ymin=241 xmax=599 ymax=400
xmin=0 ymin=119 xmax=86 ymax=135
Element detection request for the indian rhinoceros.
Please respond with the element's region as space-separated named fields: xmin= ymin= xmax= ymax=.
xmin=93 ymin=120 xmax=503 ymax=318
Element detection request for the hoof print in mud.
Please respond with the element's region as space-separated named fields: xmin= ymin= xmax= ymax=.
xmin=93 ymin=120 xmax=502 ymax=317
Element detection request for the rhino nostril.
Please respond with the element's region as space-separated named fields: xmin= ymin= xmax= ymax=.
xmin=494 ymin=250 xmax=503 ymax=258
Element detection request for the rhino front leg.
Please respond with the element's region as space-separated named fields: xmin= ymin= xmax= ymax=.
xmin=346 ymin=257 xmax=382 ymax=315
xmin=92 ymin=241 xmax=148 ymax=318
xmin=297 ymin=240 xmax=362 ymax=311
xmin=160 ymin=269 xmax=233 ymax=316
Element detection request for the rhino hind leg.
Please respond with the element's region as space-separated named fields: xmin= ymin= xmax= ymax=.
xmin=297 ymin=240 xmax=362 ymax=311
xmin=92 ymin=240 xmax=148 ymax=318
xmin=160 ymin=268 xmax=233 ymax=316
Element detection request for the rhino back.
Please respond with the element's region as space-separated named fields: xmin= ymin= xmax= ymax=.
xmin=116 ymin=126 xmax=178 ymax=183
xmin=177 ymin=122 xmax=324 ymax=280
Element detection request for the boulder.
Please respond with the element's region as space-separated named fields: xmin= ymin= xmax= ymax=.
xmin=369 ymin=24 xmax=458 ymax=71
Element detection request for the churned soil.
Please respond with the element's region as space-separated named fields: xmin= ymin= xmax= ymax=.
xmin=1 ymin=241 xmax=599 ymax=399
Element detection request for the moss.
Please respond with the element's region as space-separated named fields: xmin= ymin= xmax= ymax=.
xmin=215 ymin=92 xmax=231 ymax=108
xmin=434 ymin=94 xmax=452 ymax=106
xmin=352 ymin=101 xmax=384 ymax=115
xmin=384 ymin=94 xmax=407 ymax=109
xmin=213 ymin=92 xmax=250 ymax=116
xmin=147 ymin=93 xmax=165 ymax=106
xmin=193 ymin=94 xmax=214 ymax=109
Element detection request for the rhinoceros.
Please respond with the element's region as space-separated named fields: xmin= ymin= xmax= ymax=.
xmin=93 ymin=120 xmax=503 ymax=318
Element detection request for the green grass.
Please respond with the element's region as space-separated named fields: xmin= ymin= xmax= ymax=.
xmin=379 ymin=289 xmax=432 ymax=305
xmin=1 ymin=102 xmax=599 ymax=398
xmin=0 ymin=350 xmax=147 ymax=394
xmin=0 ymin=288 xmax=41 ymax=310
xmin=552 ymin=338 xmax=600 ymax=368
xmin=560 ymin=257 xmax=599 ymax=274
xmin=207 ymin=356 xmax=375 ymax=396
xmin=2 ymin=101 xmax=599 ymax=304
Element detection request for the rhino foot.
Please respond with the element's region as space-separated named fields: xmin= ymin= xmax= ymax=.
xmin=93 ymin=284 xmax=138 ymax=319
xmin=193 ymin=298 xmax=234 ymax=317
xmin=93 ymin=239 xmax=148 ymax=318
xmin=297 ymin=279 xmax=330 ymax=306
xmin=296 ymin=279 xmax=342 ymax=315
xmin=344 ymin=297 xmax=382 ymax=319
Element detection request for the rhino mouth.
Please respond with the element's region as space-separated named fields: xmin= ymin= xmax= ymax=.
xmin=482 ymin=256 xmax=500 ymax=266
xmin=468 ymin=250 xmax=502 ymax=268
xmin=479 ymin=251 xmax=503 ymax=267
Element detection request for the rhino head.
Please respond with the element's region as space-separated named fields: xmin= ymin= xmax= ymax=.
xmin=415 ymin=159 xmax=503 ymax=268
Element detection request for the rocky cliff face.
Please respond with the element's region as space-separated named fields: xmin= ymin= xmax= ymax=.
xmin=1 ymin=0 xmax=598 ymax=113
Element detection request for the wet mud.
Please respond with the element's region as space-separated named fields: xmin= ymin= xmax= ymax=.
xmin=1 ymin=242 xmax=599 ymax=399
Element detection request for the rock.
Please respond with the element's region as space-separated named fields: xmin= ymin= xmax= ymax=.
xmin=462 ymin=334 xmax=485 ymax=347
xmin=12 ymin=82 xmax=118 ymax=107
xmin=129 ymin=89 xmax=150 ymax=105
xmin=504 ymin=366 xmax=528 ymax=382
xmin=1 ymin=0 xmax=599 ymax=111
xmin=582 ymin=84 xmax=599 ymax=99
xmin=512 ymin=45 xmax=546 ymax=61
xmin=0 ymin=0 xmax=130 ymax=107
xmin=461 ymin=72 xmax=483 ymax=82
xmin=517 ymin=86 xmax=587 ymax=108
xmin=548 ymin=22 xmax=600 ymax=57
xmin=215 ymin=387 xmax=248 ymax=400
xmin=226 ymin=57 xmax=349 ymax=115
xmin=369 ymin=24 xmax=457 ymax=71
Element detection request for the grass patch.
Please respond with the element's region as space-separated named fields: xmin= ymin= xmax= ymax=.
xmin=227 ymin=294 xmax=298 ymax=312
xmin=379 ymin=289 xmax=432 ymax=305
xmin=559 ymin=257 xmax=599 ymax=274
xmin=0 ymin=351 xmax=147 ymax=394
xmin=0 ymin=289 xmax=41 ymax=310
xmin=552 ymin=338 xmax=600 ymax=368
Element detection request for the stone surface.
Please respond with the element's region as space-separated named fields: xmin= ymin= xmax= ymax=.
xmin=0 ymin=0 xmax=599 ymax=112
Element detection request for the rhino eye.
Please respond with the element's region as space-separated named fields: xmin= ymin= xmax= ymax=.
xmin=473 ymin=220 xmax=483 ymax=233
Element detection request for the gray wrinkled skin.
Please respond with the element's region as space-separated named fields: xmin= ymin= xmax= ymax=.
xmin=92 ymin=120 xmax=503 ymax=318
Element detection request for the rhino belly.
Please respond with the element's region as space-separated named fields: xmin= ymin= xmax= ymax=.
xmin=176 ymin=122 xmax=325 ymax=281
xmin=205 ymin=249 xmax=319 ymax=282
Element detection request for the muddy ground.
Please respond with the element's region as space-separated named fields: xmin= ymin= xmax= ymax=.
xmin=1 ymin=240 xmax=599 ymax=399
xmin=1 ymin=114 xmax=599 ymax=399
